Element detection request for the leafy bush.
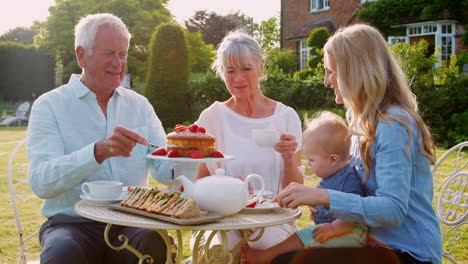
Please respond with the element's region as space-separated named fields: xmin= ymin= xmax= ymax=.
xmin=456 ymin=51 xmax=468 ymax=70
xmin=0 ymin=42 xmax=54 ymax=101
xmin=186 ymin=70 xmax=336 ymax=122
xmin=390 ymin=40 xmax=468 ymax=147
xmin=187 ymin=72 xmax=229 ymax=119
xmin=264 ymin=48 xmax=298 ymax=76
xmin=293 ymin=69 xmax=315 ymax=80
xmin=144 ymin=23 xmax=191 ymax=129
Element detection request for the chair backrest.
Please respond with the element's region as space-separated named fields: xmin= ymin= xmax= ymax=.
xmin=14 ymin=102 xmax=30 ymax=118
xmin=5 ymin=139 xmax=42 ymax=264
xmin=432 ymin=141 xmax=468 ymax=264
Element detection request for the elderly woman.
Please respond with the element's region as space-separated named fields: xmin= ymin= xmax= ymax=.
xmin=191 ymin=30 xmax=303 ymax=262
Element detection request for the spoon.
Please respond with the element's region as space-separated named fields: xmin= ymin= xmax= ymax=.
xmin=147 ymin=142 xmax=159 ymax=148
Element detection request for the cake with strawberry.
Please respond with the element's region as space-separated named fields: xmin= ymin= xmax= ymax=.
xmin=165 ymin=124 xmax=217 ymax=158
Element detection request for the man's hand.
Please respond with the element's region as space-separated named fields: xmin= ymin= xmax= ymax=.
xmin=94 ymin=125 xmax=148 ymax=164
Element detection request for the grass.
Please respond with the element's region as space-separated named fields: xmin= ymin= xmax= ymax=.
xmin=0 ymin=126 xmax=466 ymax=263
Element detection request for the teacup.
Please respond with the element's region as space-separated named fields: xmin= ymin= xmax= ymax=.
xmin=81 ymin=181 xmax=123 ymax=200
xmin=252 ymin=129 xmax=281 ymax=148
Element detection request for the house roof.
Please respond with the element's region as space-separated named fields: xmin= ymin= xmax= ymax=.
xmin=287 ymin=19 xmax=337 ymax=40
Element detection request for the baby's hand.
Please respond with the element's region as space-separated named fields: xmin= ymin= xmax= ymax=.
xmin=312 ymin=223 xmax=335 ymax=243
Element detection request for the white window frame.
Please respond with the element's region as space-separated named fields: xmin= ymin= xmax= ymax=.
xmin=405 ymin=22 xmax=455 ymax=62
xmin=388 ymin=36 xmax=409 ymax=45
xmin=310 ymin=0 xmax=329 ymax=12
xmin=361 ymin=0 xmax=377 ymax=2
xmin=299 ymin=39 xmax=311 ymax=70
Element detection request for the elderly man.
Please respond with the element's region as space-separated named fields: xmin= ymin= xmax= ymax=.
xmin=27 ymin=13 xmax=174 ymax=264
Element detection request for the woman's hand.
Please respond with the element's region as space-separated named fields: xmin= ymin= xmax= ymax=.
xmin=273 ymin=182 xmax=329 ymax=209
xmin=274 ymin=133 xmax=298 ymax=160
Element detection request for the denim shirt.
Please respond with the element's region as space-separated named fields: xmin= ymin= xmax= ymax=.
xmin=26 ymin=77 xmax=174 ymax=217
xmin=327 ymin=107 xmax=442 ymax=263
xmin=315 ymin=163 xmax=363 ymax=224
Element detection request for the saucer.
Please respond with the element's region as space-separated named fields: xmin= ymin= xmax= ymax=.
xmin=80 ymin=192 xmax=127 ymax=206
xmin=242 ymin=202 xmax=280 ymax=213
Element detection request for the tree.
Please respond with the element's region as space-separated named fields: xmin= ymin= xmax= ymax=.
xmin=306 ymin=27 xmax=330 ymax=69
xmin=0 ymin=27 xmax=38 ymax=45
xmin=33 ymin=0 xmax=172 ymax=85
xmin=185 ymin=31 xmax=215 ymax=73
xmin=264 ymin=48 xmax=298 ymax=75
xmin=358 ymin=0 xmax=468 ymax=37
xmin=226 ymin=11 xmax=258 ymax=36
xmin=184 ymin=10 xmax=239 ymax=46
xmin=145 ymin=23 xmax=191 ymax=129
xmin=256 ymin=17 xmax=280 ymax=51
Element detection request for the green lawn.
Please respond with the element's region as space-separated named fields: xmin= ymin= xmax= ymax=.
xmin=0 ymin=127 xmax=466 ymax=263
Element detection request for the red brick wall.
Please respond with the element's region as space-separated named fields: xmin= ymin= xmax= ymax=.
xmin=455 ymin=24 xmax=467 ymax=54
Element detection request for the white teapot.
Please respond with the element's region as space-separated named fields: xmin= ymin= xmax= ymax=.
xmin=176 ymin=168 xmax=265 ymax=216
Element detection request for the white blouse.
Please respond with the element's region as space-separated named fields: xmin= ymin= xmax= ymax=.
xmin=196 ymin=101 xmax=302 ymax=196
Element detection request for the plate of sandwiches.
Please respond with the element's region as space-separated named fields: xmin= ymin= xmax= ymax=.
xmin=112 ymin=187 xmax=223 ymax=225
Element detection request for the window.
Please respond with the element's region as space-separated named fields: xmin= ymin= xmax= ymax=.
xmin=439 ymin=24 xmax=455 ymax=61
xmin=405 ymin=22 xmax=455 ymax=62
xmin=299 ymin=39 xmax=311 ymax=70
xmin=361 ymin=0 xmax=377 ymax=2
xmin=388 ymin=36 xmax=408 ymax=45
xmin=310 ymin=0 xmax=329 ymax=12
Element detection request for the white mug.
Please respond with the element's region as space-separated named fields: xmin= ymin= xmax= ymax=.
xmin=252 ymin=129 xmax=281 ymax=148
xmin=81 ymin=181 xmax=123 ymax=200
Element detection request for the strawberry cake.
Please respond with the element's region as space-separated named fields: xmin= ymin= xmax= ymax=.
xmin=166 ymin=124 xmax=216 ymax=157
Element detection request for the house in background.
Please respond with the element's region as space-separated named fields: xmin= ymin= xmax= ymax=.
xmin=280 ymin=0 xmax=467 ymax=70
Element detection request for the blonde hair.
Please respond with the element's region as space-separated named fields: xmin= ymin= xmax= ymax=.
xmin=303 ymin=111 xmax=351 ymax=161
xmin=212 ymin=30 xmax=264 ymax=81
xmin=324 ymin=24 xmax=435 ymax=180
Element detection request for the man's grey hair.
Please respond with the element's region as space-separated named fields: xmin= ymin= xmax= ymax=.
xmin=74 ymin=13 xmax=131 ymax=54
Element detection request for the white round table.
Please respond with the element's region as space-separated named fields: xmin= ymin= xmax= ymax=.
xmin=75 ymin=200 xmax=301 ymax=264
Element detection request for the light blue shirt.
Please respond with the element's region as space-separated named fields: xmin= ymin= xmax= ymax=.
xmin=27 ymin=77 xmax=174 ymax=217
xmin=328 ymin=107 xmax=442 ymax=264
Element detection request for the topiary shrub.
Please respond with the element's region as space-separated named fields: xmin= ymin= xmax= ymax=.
xmin=144 ymin=23 xmax=191 ymax=129
xmin=306 ymin=27 xmax=330 ymax=69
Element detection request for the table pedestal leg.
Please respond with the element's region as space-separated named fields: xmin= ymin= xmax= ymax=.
xmin=192 ymin=228 xmax=265 ymax=264
xmin=103 ymin=224 xmax=154 ymax=263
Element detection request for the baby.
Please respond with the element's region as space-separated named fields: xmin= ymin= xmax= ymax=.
xmin=242 ymin=111 xmax=367 ymax=264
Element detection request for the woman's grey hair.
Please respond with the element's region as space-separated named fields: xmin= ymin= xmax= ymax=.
xmin=74 ymin=13 xmax=131 ymax=54
xmin=212 ymin=30 xmax=264 ymax=80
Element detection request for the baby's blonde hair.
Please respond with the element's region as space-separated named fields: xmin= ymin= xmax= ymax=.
xmin=303 ymin=111 xmax=351 ymax=161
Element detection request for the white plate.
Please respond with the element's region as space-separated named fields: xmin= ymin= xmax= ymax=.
xmin=146 ymin=154 xmax=234 ymax=163
xmin=242 ymin=202 xmax=280 ymax=213
xmin=80 ymin=192 xmax=128 ymax=206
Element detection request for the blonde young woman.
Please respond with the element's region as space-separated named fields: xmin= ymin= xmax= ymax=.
xmin=189 ymin=30 xmax=303 ymax=262
xmin=245 ymin=24 xmax=442 ymax=264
